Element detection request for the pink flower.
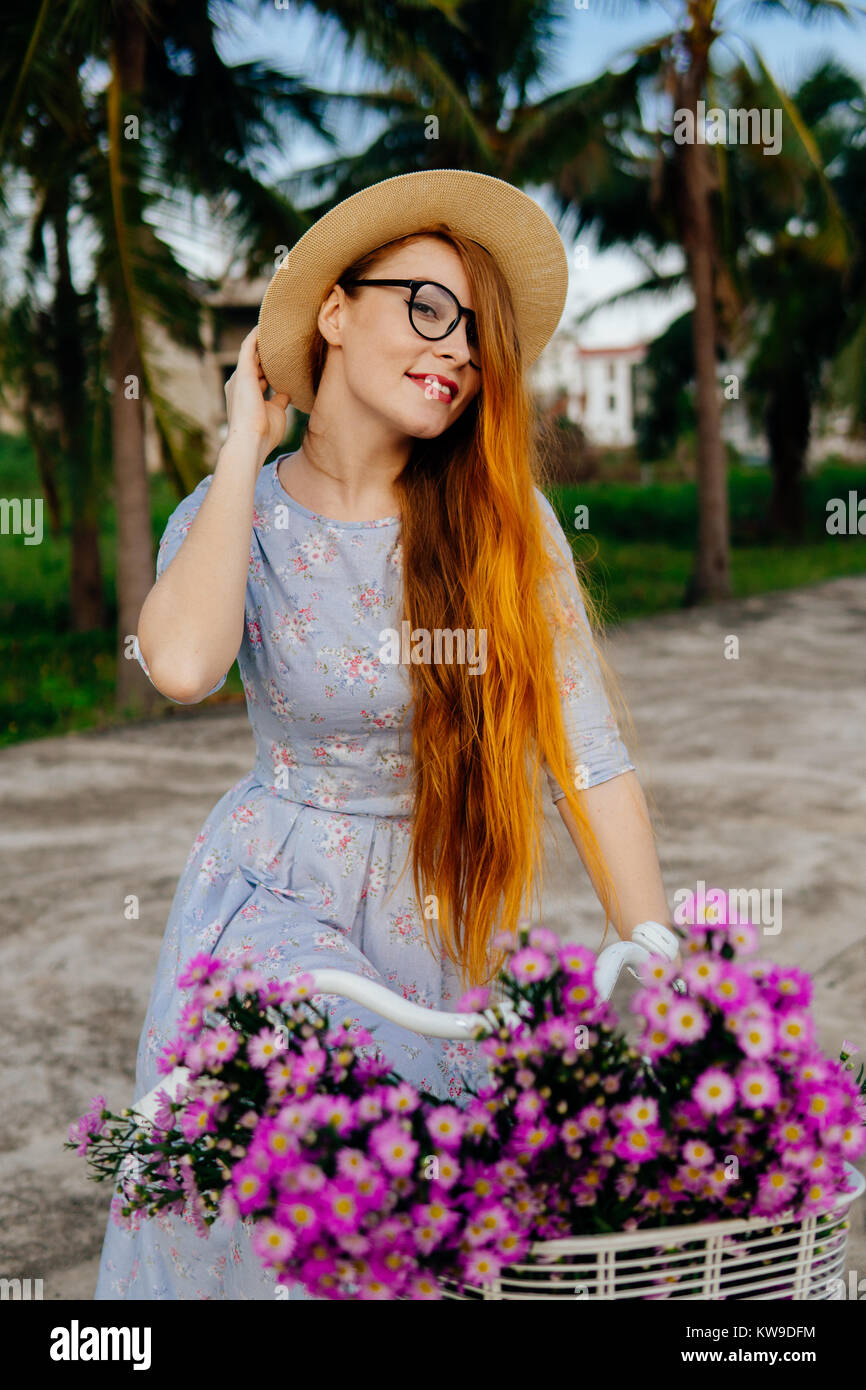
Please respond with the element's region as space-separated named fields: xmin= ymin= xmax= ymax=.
xmin=675 ymin=887 xmax=731 ymax=931
xmin=705 ymin=967 xmax=756 ymax=1014
xmin=577 ymin=1103 xmax=607 ymax=1136
xmin=462 ymin=1249 xmax=503 ymax=1284
xmin=682 ymin=1138 xmax=714 ymax=1168
xmin=385 ymin=1083 xmax=420 ymax=1116
xmin=557 ymin=943 xmax=595 ymax=978
xmin=426 ymin=1106 xmax=466 ymax=1150
xmin=727 ymin=921 xmax=758 ymax=954
xmin=562 ymin=977 xmax=600 ymax=1017
xmin=198 ymin=974 xmax=232 ymax=1008
xmin=508 ymin=948 xmax=554 ymax=984
xmin=156 ymin=1035 xmax=187 ymax=1075
xmin=252 ymin=1221 xmax=296 ymax=1263
xmin=755 ymin=1169 xmax=796 ymax=1212
xmin=612 ymin=1126 xmax=664 ymax=1162
xmin=693 ymin=1067 xmax=737 ymax=1116
xmin=178 ymin=1097 xmax=217 ymax=1142
xmin=276 ymin=1196 xmax=320 ymax=1239
xmin=737 ymin=1063 xmax=781 ymax=1109
xmin=369 ymin=1120 xmax=418 ymax=1177
xmin=177 ymin=952 xmax=222 ymax=988
xmin=248 ymin=1027 xmax=287 ymax=1068
xmin=320 ymin=1179 xmax=363 ymax=1233
xmin=202 ymin=1025 xmax=240 ymax=1067
xmin=801 ymin=1086 xmax=843 ymax=1127
xmin=177 ymin=999 xmax=205 ymax=1036
xmin=667 ymin=998 xmax=709 ymax=1043
xmin=512 ymin=1118 xmax=555 ymax=1156
xmin=457 ymin=986 xmax=491 ymax=1012
xmin=776 ymin=1011 xmax=814 ymax=1051
xmin=766 ymin=966 xmax=812 ymax=1010
xmin=528 ymin=925 xmax=560 ymax=953
xmin=622 ymin=1096 xmax=659 ymax=1128
xmin=68 ymin=1096 xmax=110 ymax=1156
xmin=233 ymin=1161 xmax=271 ymax=1215
xmin=736 ymin=1013 xmax=775 ymax=1059
xmin=681 ymin=954 xmax=721 ymax=994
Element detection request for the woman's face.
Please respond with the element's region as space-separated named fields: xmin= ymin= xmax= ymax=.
xmin=318 ymin=236 xmax=483 ymax=439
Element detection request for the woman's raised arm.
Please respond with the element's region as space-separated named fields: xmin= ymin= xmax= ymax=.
xmin=136 ymin=327 xmax=290 ymax=703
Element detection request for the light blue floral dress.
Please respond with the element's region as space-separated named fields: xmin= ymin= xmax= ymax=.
xmin=93 ymin=453 xmax=634 ymax=1299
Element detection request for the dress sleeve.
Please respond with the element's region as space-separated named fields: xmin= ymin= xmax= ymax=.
xmin=132 ymin=474 xmax=228 ymax=702
xmin=534 ymin=487 xmax=635 ymax=802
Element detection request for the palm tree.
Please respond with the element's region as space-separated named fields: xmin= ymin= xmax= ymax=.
xmin=580 ymin=54 xmax=864 ymax=540
xmin=509 ymin=0 xmax=863 ymax=599
xmin=733 ymin=59 xmax=866 ymax=536
xmin=279 ymin=0 xmax=863 ymax=601
xmin=2 ymin=0 xmax=466 ymax=708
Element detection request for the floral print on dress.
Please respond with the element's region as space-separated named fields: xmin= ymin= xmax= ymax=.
xmin=94 ymin=455 xmax=635 ymax=1302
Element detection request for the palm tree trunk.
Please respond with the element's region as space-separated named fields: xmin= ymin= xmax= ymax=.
xmin=674 ymin=54 xmax=731 ymax=603
xmin=109 ymin=11 xmax=159 ymax=710
xmin=52 ymin=196 xmax=107 ymax=631
xmin=766 ymin=374 xmax=809 ymax=540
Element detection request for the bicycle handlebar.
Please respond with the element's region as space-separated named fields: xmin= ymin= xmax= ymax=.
xmin=129 ymin=922 xmax=681 ymax=1121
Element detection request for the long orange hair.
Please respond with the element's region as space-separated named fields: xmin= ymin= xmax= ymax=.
xmin=305 ymin=223 xmax=643 ymax=988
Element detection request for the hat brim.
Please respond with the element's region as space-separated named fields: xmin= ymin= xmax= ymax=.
xmin=257 ymin=169 xmax=568 ymax=414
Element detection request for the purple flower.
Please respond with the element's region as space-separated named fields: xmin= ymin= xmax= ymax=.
xmin=68 ymin=1096 xmax=109 ymax=1156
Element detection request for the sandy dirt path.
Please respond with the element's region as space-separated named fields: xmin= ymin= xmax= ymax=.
xmin=2 ymin=574 xmax=864 ymax=1300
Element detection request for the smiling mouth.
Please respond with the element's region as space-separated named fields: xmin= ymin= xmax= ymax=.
xmin=406 ymin=374 xmax=456 ymax=402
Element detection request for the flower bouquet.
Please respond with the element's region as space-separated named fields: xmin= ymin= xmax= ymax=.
xmin=69 ymin=891 xmax=866 ymax=1299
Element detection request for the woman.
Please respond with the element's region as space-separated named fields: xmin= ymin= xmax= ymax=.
xmin=93 ymin=170 xmax=673 ymax=1299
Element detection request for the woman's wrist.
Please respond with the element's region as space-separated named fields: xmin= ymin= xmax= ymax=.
xmin=217 ymin=425 xmax=271 ymax=472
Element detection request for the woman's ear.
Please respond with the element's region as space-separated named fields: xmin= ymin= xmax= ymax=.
xmin=317 ymin=286 xmax=346 ymax=351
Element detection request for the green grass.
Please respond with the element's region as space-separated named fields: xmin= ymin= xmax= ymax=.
xmin=1 ymin=433 xmax=865 ymax=744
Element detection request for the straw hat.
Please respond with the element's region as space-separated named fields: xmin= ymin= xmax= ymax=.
xmin=256 ymin=169 xmax=569 ymax=414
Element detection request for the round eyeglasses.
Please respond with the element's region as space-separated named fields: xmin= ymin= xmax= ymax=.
xmin=340 ymin=278 xmax=481 ymax=369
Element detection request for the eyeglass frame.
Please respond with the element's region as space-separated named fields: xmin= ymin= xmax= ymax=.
xmin=339 ymin=278 xmax=481 ymax=369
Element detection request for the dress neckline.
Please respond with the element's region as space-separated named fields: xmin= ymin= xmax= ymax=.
xmin=271 ymin=454 xmax=402 ymax=529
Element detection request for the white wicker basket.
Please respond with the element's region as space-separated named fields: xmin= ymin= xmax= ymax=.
xmin=433 ymin=1164 xmax=865 ymax=1300
xmin=131 ymin=923 xmax=865 ymax=1301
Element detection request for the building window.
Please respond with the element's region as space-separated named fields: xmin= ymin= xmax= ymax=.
xmin=608 ymin=362 xmax=616 ymax=381
xmin=607 ymin=394 xmax=617 ymax=412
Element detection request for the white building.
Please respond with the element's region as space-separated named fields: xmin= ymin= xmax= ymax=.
xmin=530 ymin=330 xmax=866 ymax=464
xmin=529 ymin=333 xmax=647 ymax=447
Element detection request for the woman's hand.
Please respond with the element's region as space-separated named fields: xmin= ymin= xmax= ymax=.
xmin=224 ymin=325 xmax=291 ymax=464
